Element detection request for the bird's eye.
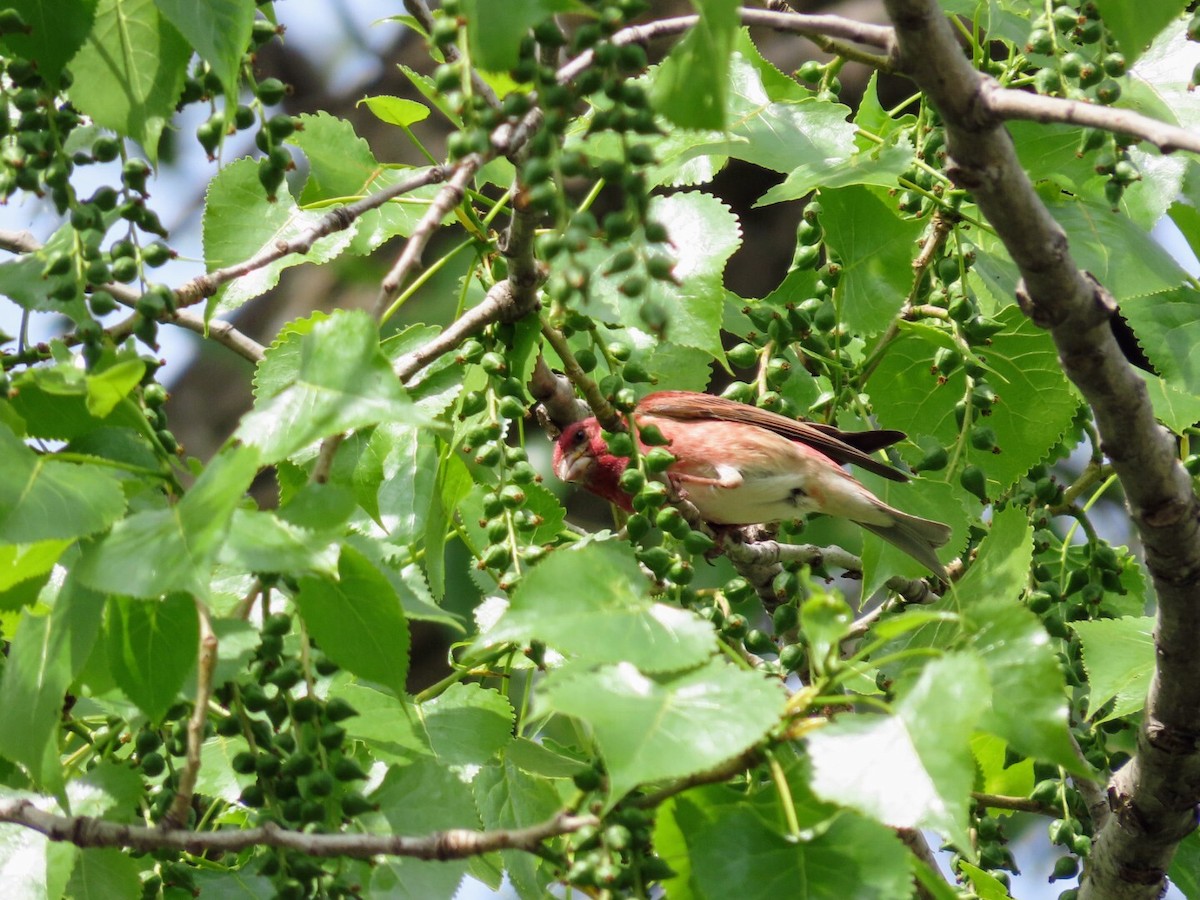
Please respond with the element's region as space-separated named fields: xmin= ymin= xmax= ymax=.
xmin=573 ymin=428 xmax=587 ymax=445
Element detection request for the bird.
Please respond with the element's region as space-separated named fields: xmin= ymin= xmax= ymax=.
xmin=553 ymin=390 xmax=952 ymax=577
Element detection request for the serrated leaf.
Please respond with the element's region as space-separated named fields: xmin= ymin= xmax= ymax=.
xmin=0 ymin=422 xmax=126 ymax=543
xmin=0 ymin=575 xmax=105 ymax=787
xmin=474 ymin=757 xmax=561 ymax=897
xmin=581 ymin=192 xmax=739 ymax=360
xmin=1139 ymin=369 xmax=1200 ymax=434
xmin=417 ymin=683 xmax=513 ymax=767
xmin=294 ymin=546 xmax=409 ymax=697
xmin=538 ymin=657 xmax=784 ymax=803
xmin=651 ymin=0 xmax=739 ymax=130
xmin=287 ymin=113 xmax=444 ymax=256
xmin=76 ymin=445 xmax=259 ymax=598
xmin=1073 ymin=616 xmax=1154 ymax=723
xmin=235 ymin=310 xmax=430 ymax=464
xmin=1122 ymin=285 xmax=1200 ymax=395
xmin=474 ymin=541 xmax=717 ymax=672
xmin=155 ymin=0 xmax=254 ymax=98
xmin=664 ymin=788 xmax=912 ymax=900
xmin=819 ymin=186 xmax=925 ymax=335
xmin=808 ymin=653 xmax=987 ymax=847
xmin=871 ymin=309 xmax=1078 ymax=497
xmin=958 ymin=507 xmax=1085 ymax=775
xmin=369 ymin=756 xmax=477 ymax=898
xmin=66 ymin=848 xmax=142 ymax=900
xmin=0 ymin=0 xmax=98 ymax=81
xmin=202 ymin=157 xmax=357 ymax=313
xmin=67 ymin=0 xmax=189 ymax=160
xmin=0 ymin=540 xmax=69 ymax=593
xmin=219 ymin=509 xmax=339 ymax=575
xmin=105 ymin=592 xmax=198 ymax=723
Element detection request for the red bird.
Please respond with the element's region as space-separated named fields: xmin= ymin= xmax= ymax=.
xmin=553 ymin=391 xmax=951 ymax=577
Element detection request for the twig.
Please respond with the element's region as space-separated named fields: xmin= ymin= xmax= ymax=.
xmin=897 ymin=826 xmax=949 ymax=900
xmin=971 ymin=791 xmax=1052 ymax=815
xmin=529 ymin=356 xmax=591 ymax=430
xmin=0 ymin=799 xmax=595 ymax=860
xmin=539 ymin=324 xmax=622 ymax=433
xmin=556 ymin=10 xmax=895 ymax=85
xmin=162 ymin=600 xmax=217 ymax=829
xmin=723 ymin=538 xmax=938 ymax=605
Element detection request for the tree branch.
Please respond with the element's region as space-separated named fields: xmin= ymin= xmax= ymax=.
xmin=176 ymin=166 xmax=448 ymax=311
xmin=880 ymin=2 xmax=1200 ymax=896
xmin=0 ymin=798 xmax=595 ymax=860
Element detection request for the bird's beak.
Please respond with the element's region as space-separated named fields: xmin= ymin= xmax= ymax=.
xmin=555 ymin=444 xmax=593 ymax=484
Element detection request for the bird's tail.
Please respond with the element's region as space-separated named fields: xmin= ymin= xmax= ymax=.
xmin=859 ymin=510 xmax=952 ymax=579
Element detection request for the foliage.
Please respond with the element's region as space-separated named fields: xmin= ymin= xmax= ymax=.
xmin=0 ymin=0 xmax=1197 ymax=898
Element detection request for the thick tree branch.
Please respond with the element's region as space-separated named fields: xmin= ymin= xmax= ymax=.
xmin=0 ymin=799 xmax=595 ymax=860
xmin=880 ymin=2 xmax=1200 ymax=897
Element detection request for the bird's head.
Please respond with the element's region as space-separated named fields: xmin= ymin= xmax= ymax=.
xmin=552 ymin=418 xmax=632 ymax=510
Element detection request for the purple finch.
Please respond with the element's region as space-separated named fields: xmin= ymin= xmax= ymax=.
xmin=554 ymin=391 xmax=951 ymax=577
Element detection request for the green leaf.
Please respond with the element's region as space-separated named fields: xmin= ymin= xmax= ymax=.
xmin=581 ymin=192 xmax=739 ymax=360
xmin=474 ymin=757 xmax=561 ymax=898
xmin=202 ymin=157 xmax=356 ymax=313
xmin=369 ymin=756 xmax=478 ymax=898
xmin=67 ymin=0 xmax=190 ymax=160
xmin=417 ymin=683 xmax=513 ymax=767
xmin=358 ymin=95 xmax=430 ymax=127
xmin=1093 ymin=0 xmax=1187 ymax=64
xmin=819 ymin=186 xmax=926 ymax=335
xmin=0 ymin=575 xmax=105 ymax=787
xmin=84 ymin=359 xmax=145 ymax=418
xmin=235 ymin=310 xmax=430 ymax=464
xmin=154 ymin=0 xmax=255 ymax=98
xmin=461 ymin=0 xmax=583 ymax=71
xmin=1121 ymin=285 xmax=1200 ymax=395
xmin=1169 ymin=830 xmax=1200 ymax=899
xmin=0 ymin=540 xmax=70 ymax=593
xmin=0 ymin=422 xmax=126 ymax=543
xmin=190 ymin=869 xmax=275 ymax=899
xmin=871 ymin=309 xmax=1079 ymax=498
xmin=0 ymin=0 xmax=98 ymax=82
xmin=5 ymin=361 xmax=148 ymax=442
xmin=287 ymin=113 xmax=445 ymax=256
xmin=956 ymin=861 xmax=1013 ymax=900
xmin=758 ymin=142 xmax=915 ymax=206
xmin=0 ymin=788 xmax=71 ymax=899
xmin=664 ymin=788 xmax=911 ymax=900
xmin=808 ymin=653 xmax=987 ymax=847
xmin=76 ymin=445 xmax=260 ymax=598
xmin=538 ymin=657 xmax=784 ymax=802
xmin=1139 ymin=369 xmax=1200 ymax=434
xmin=65 ymin=848 xmax=141 ymax=900
xmin=219 ymin=509 xmax=339 ymax=576
xmin=475 ymin=541 xmax=717 ymax=672
xmin=1073 ymin=616 xmax=1154 ymax=723
xmin=958 ymin=507 xmax=1085 ymax=774
xmin=651 ymin=0 xmax=740 ymax=130
xmin=294 ymin=546 xmax=410 ymax=697
xmin=105 ymin=592 xmax=199 ymax=722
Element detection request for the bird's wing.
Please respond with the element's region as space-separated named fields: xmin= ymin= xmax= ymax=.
xmin=638 ymin=391 xmax=908 ymax=482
